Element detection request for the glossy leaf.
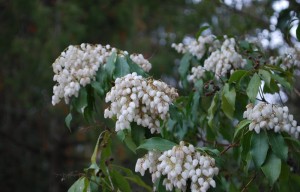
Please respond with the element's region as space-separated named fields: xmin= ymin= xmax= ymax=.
xmin=271 ymin=73 xmax=292 ymax=91
xmin=74 ymin=87 xmax=88 ymax=114
xmin=261 ymin=153 xmax=281 ymax=186
xmin=91 ymin=81 xmax=104 ymax=96
xmin=246 ymin=73 xmax=261 ymax=103
xmin=222 ymin=84 xmax=236 ymax=119
xmin=259 ymin=69 xmax=271 ymax=88
xmin=297 ymin=24 xmax=300 ymax=41
xmin=195 ymin=25 xmax=210 ymax=38
xmin=112 ymin=165 xmax=152 ymax=192
xmin=127 ymin=57 xmax=148 ymax=77
xmin=68 ymin=177 xmax=90 ymax=192
xmin=115 ymin=56 xmax=130 ymax=78
xmin=207 ymin=93 xmax=219 ymax=128
xmin=137 ymin=137 xmax=177 ymax=152
xmin=105 ymin=51 xmax=117 ymax=76
xmin=268 ymin=132 xmax=288 ymax=161
xmin=250 ymin=131 xmax=269 ymax=167
xmin=178 ymin=53 xmax=192 ymax=78
xmin=111 ymin=170 xmax=131 ymax=192
xmin=228 ymin=70 xmax=248 ymax=83
xmin=65 ymin=113 xmax=72 ymax=131
xmin=233 ymin=119 xmax=251 ymax=141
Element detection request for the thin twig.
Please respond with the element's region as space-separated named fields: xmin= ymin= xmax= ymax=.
xmin=241 ymin=172 xmax=257 ymax=192
xmin=220 ymin=142 xmax=239 ymax=155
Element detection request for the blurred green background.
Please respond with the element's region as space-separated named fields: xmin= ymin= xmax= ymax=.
xmin=1 ymin=0 xmax=299 ymax=191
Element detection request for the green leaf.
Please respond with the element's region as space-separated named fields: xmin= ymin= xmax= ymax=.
xmin=127 ymin=57 xmax=148 ymax=77
xmin=241 ymin=131 xmax=253 ymax=173
xmin=105 ymin=51 xmax=117 ymax=76
xmin=297 ymin=24 xmax=300 ymax=41
xmin=131 ymin=124 xmax=145 ymax=147
xmin=197 ymin=147 xmax=220 ymax=156
xmin=263 ymin=78 xmax=280 ymax=94
xmin=191 ymin=80 xmax=203 ymax=122
xmin=195 ymin=25 xmax=210 ymax=38
xmin=65 ymin=113 xmax=72 ymax=131
xmin=112 ymin=165 xmax=152 ymax=192
xmin=233 ymin=119 xmax=251 ymax=141
xmin=207 ymin=93 xmax=219 ymax=128
xmin=99 ymin=131 xmax=112 ymax=172
xmin=111 ymin=170 xmax=131 ymax=192
xmin=271 ymin=73 xmax=292 ymax=91
xmin=250 ymin=131 xmax=269 ymax=167
xmin=137 ymin=137 xmax=177 ymax=152
xmin=91 ymin=132 xmax=102 ymax=164
xmin=115 ymin=56 xmax=130 ymax=78
xmin=91 ymin=81 xmax=104 ymax=96
xmin=261 ymin=153 xmax=281 ymax=186
xmin=124 ymin=136 xmax=137 ymax=154
xmin=155 ymin=177 xmax=168 ymax=192
xmin=74 ymin=88 xmax=88 ymax=114
xmin=239 ymin=40 xmax=251 ymax=50
xmin=117 ymin=130 xmax=126 ymax=141
xmin=246 ymin=73 xmax=261 ymax=102
xmin=68 ymin=177 xmax=90 ymax=192
xmin=222 ymin=84 xmax=236 ymax=119
xmin=228 ymin=70 xmax=248 ymax=83
xmin=259 ymin=69 xmax=271 ymax=88
xmin=268 ymin=132 xmax=288 ymax=161
xmin=179 ymin=53 xmax=192 ymax=77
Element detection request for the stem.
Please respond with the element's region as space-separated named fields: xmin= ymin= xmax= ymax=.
xmin=106 ymin=167 xmax=115 ymax=191
xmin=241 ymin=172 xmax=257 ymax=192
xmin=220 ymin=142 xmax=239 ymax=155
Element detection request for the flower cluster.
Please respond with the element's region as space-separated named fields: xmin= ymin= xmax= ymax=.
xmin=130 ymin=53 xmax=152 ymax=72
xmin=104 ymin=73 xmax=178 ymax=133
xmin=187 ymin=66 xmax=205 ymax=83
xmin=202 ymin=37 xmax=246 ymax=80
xmin=52 ymin=43 xmax=116 ymax=105
xmin=174 ymin=35 xmax=246 ymax=82
xmin=243 ymin=102 xmax=300 ymax=138
xmin=135 ymin=142 xmax=219 ymax=192
xmin=172 ymin=35 xmax=219 ymax=59
xmin=269 ymin=47 xmax=300 ymax=70
xmin=52 ymin=43 xmax=154 ymax=105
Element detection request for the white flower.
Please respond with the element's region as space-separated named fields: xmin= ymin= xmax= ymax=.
xmin=104 ymin=73 xmax=178 ymax=133
xmin=183 ymin=36 xmax=246 ymax=82
xmin=52 ymin=44 xmax=153 ymax=106
xmin=172 ymin=35 xmax=220 ymax=59
xmin=243 ymin=102 xmax=300 ymax=138
xmin=130 ymin=53 xmax=152 ymax=72
xmin=269 ymin=47 xmax=300 ymax=70
xmin=135 ymin=142 xmax=219 ymax=192
xmin=202 ymin=37 xmax=246 ymax=80
xmin=52 ymin=43 xmax=116 ymax=105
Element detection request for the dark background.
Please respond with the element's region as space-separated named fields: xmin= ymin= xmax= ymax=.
xmin=1 ymin=0 xmax=300 ymax=191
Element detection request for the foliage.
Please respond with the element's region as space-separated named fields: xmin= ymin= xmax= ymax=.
xmin=53 ymin=26 xmax=300 ymax=191
xmin=2 ymin=0 xmax=300 ymax=191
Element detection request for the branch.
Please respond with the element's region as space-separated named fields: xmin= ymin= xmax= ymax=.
xmin=241 ymin=172 xmax=257 ymax=192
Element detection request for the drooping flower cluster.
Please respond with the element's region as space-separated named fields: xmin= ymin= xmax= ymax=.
xmin=202 ymin=37 xmax=246 ymax=80
xmin=135 ymin=142 xmax=219 ymax=192
xmin=173 ymin=35 xmax=246 ymax=82
xmin=104 ymin=72 xmax=178 ymax=133
xmin=187 ymin=66 xmax=206 ymax=83
xmin=172 ymin=35 xmax=219 ymax=59
xmin=130 ymin=53 xmax=152 ymax=72
xmin=243 ymin=102 xmax=300 ymax=138
xmin=269 ymin=47 xmax=300 ymax=70
xmin=52 ymin=43 xmax=153 ymax=105
xmin=52 ymin=44 xmax=116 ymax=105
